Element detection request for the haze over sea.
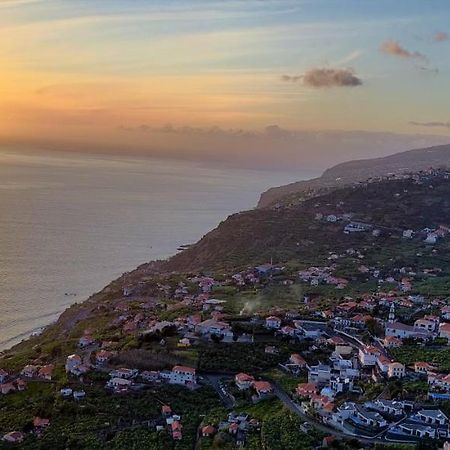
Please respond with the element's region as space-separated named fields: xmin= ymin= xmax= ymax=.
xmin=0 ymin=148 xmax=306 ymax=350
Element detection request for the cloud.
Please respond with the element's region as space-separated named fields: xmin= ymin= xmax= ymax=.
xmin=281 ymin=68 xmax=362 ymax=88
xmin=118 ymin=124 xmax=258 ymax=138
xmin=333 ymin=50 xmax=363 ymax=66
xmin=302 ymin=67 xmax=362 ymax=88
xmin=410 ymin=120 xmax=450 ymax=129
xmin=433 ymin=31 xmax=449 ymax=42
xmin=380 ymin=40 xmax=426 ymax=60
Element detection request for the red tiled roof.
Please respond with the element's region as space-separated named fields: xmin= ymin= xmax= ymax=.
xmin=173 ymin=365 xmax=196 ymax=374
xmin=235 ymin=373 xmax=254 ymax=382
xmin=253 ymin=381 xmax=272 ymax=392
xmin=202 ymin=425 xmax=216 ymax=435
xmin=33 ymin=417 xmax=50 ymax=428
xmin=171 ymin=421 xmax=182 ymax=431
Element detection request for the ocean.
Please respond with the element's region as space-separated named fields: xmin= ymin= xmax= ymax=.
xmin=0 ymin=148 xmax=308 ymax=350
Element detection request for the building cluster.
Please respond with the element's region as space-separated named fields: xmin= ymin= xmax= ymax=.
xmin=201 ymin=412 xmax=260 ymax=447
xmin=234 ymin=373 xmax=273 ymax=401
xmin=105 ymin=365 xmax=197 ymax=394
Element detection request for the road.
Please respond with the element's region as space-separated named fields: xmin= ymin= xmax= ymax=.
xmin=271 ymin=382 xmax=390 ymax=445
xmin=201 ymin=373 xmax=236 ymax=409
xmin=200 ymin=370 xmax=407 ymax=446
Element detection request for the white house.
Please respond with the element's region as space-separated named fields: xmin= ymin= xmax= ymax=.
xmin=78 ymin=335 xmax=95 ymax=348
xmin=107 ymin=377 xmax=132 ymax=390
xmin=265 ymin=316 xmax=281 ymax=329
xmin=358 ymin=346 xmax=380 ymax=366
xmin=385 ymin=322 xmax=431 ymax=340
xmin=195 ymin=319 xmax=232 ymax=337
xmin=65 ymin=355 xmax=82 ymax=373
xmin=73 ymin=390 xmax=86 ymax=401
xmin=415 ymin=409 xmax=448 ymax=426
xmin=428 ymin=373 xmax=450 ymax=391
xmin=308 ymin=364 xmax=332 ymax=386
xmin=397 ymin=422 xmax=435 ymax=439
xmin=414 ymin=318 xmax=437 ymax=333
xmin=376 ymin=355 xmax=391 ymax=373
xmin=415 ymin=361 xmax=437 ymax=375
xmin=367 ymin=399 xmax=405 ymax=417
xmin=60 ymin=387 xmax=73 ymax=397
xmin=168 ymin=366 xmax=196 ymax=385
xmin=109 ymin=368 xmax=137 ymax=379
xmin=388 ymin=362 xmax=405 ymax=379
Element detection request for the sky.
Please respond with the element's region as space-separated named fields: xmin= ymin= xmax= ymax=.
xmin=1 ymin=0 xmax=450 ymax=170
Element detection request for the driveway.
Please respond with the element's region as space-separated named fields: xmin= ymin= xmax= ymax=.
xmin=201 ymin=373 xmax=235 ymax=409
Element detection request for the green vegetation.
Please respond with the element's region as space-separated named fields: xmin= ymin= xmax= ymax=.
xmin=261 ymin=412 xmax=320 ymax=450
xmin=198 ymin=343 xmax=284 ymax=373
xmin=262 ymin=368 xmax=304 ymax=393
xmin=0 ymin=382 xmax=221 ymax=449
xmin=391 ymin=345 xmax=450 ymax=372
xmin=3 ymin=173 xmax=450 ymax=448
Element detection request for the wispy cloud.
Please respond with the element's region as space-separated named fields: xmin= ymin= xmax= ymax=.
xmin=380 ymin=40 xmax=426 ymax=61
xmin=410 ymin=120 xmax=450 ymax=129
xmin=433 ymin=31 xmax=448 ymax=42
xmin=333 ymin=50 xmax=363 ymax=66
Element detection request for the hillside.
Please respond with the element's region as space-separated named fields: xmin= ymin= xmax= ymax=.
xmin=163 ymin=169 xmax=450 ymax=272
xmin=257 ymin=143 xmax=450 ymax=208
xmin=2 ymin=169 xmax=450 ymax=448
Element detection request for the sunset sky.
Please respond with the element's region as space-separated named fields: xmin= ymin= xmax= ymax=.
xmin=1 ymin=0 xmax=450 ymax=169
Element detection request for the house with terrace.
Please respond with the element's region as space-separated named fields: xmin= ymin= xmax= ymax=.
xmin=349 ymin=404 xmax=388 ymax=431
xmin=293 ymin=320 xmax=328 ymax=338
xmin=195 ymin=319 xmax=233 ymax=339
xmin=364 ymin=399 xmax=406 ymax=418
xmin=414 ymin=318 xmax=438 ymax=333
xmin=308 ymin=364 xmax=332 ymax=386
xmin=388 ymin=409 xmax=450 ymax=441
xmin=413 ymin=409 xmax=448 ymax=426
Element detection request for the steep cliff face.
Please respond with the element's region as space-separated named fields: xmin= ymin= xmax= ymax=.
xmin=257 ymin=143 xmax=450 ymax=208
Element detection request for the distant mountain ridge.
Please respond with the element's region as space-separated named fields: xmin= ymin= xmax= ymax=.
xmin=257 ymin=143 xmax=450 ymax=208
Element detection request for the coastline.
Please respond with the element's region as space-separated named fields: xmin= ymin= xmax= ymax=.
xmin=0 ymin=148 xmax=303 ymax=357
xmin=0 ymin=315 xmax=60 ymax=353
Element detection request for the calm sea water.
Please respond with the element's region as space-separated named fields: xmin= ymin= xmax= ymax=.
xmin=0 ymin=148 xmax=307 ymax=350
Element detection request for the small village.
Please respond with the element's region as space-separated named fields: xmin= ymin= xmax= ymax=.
xmin=1 ymin=169 xmax=450 ymax=449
